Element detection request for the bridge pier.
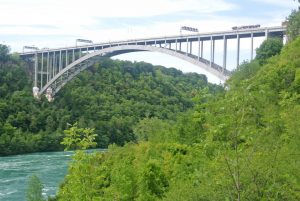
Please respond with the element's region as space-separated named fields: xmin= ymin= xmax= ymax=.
xmin=46 ymin=88 xmax=54 ymax=102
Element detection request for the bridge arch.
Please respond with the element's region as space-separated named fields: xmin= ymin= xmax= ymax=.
xmin=39 ymin=45 xmax=229 ymax=100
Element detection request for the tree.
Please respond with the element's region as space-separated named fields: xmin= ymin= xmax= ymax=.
xmin=26 ymin=175 xmax=45 ymax=201
xmin=133 ymin=117 xmax=172 ymax=142
xmin=255 ymin=37 xmax=283 ymax=65
xmin=60 ymin=123 xmax=97 ymax=150
xmin=287 ymin=9 xmax=300 ymax=41
xmin=138 ymin=159 xmax=169 ymax=200
xmin=0 ymin=44 xmax=9 ymax=63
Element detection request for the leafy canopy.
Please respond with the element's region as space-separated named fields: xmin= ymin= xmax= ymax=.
xmin=0 ymin=44 xmax=9 ymax=63
xmin=255 ymin=37 xmax=283 ymax=65
xmin=287 ymin=9 xmax=300 ymax=41
xmin=60 ymin=123 xmax=97 ymax=151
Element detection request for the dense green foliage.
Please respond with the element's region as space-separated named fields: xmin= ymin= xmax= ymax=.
xmin=57 ymin=36 xmax=300 ymax=200
xmin=287 ymin=9 xmax=300 ymax=41
xmin=0 ymin=51 xmax=218 ymax=156
xmin=255 ymin=37 xmax=283 ymax=65
xmin=60 ymin=123 xmax=97 ymax=151
xmin=0 ymin=44 xmax=10 ymax=63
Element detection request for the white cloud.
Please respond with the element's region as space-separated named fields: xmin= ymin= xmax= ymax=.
xmin=252 ymin=0 xmax=298 ymax=8
xmin=0 ymin=0 xmax=238 ymax=50
xmin=0 ymin=0 xmax=236 ymax=25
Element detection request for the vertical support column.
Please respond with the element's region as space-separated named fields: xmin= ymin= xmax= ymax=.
xmin=72 ymin=49 xmax=75 ymax=62
xmin=198 ymin=37 xmax=200 ymax=60
xmin=59 ymin=50 xmax=62 ymax=72
xmin=40 ymin=53 xmax=44 ymax=89
xmin=49 ymin=53 xmax=52 ymax=80
xmin=66 ymin=50 xmax=68 ymax=67
xmin=179 ymin=42 xmax=182 ymax=51
xmin=212 ymin=39 xmax=215 ymax=63
xmin=190 ymin=41 xmax=192 ymax=54
xmin=47 ymin=52 xmax=49 ymax=82
xmin=251 ymin=32 xmax=254 ymax=60
xmin=237 ymin=34 xmax=240 ymax=68
xmin=53 ymin=52 xmax=56 ymax=77
xmin=210 ymin=36 xmax=213 ymax=67
xmin=165 ymin=39 xmax=166 ymax=48
xmin=175 ymin=39 xmax=178 ymax=52
xmin=265 ymin=29 xmax=269 ymax=40
xmin=223 ymin=35 xmax=227 ymax=71
xmin=186 ymin=38 xmax=188 ymax=55
xmin=79 ymin=48 xmax=81 ymax=58
xmin=48 ymin=53 xmax=51 ymax=80
xmin=50 ymin=53 xmax=53 ymax=80
xmin=34 ymin=53 xmax=38 ymax=87
xmin=200 ymin=40 xmax=203 ymax=58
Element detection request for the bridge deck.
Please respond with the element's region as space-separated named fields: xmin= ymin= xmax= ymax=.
xmin=19 ymin=26 xmax=286 ymax=56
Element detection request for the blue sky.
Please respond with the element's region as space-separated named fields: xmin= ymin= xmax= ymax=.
xmin=0 ymin=0 xmax=298 ymax=83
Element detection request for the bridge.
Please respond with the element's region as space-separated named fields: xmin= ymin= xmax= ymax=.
xmin=19 ymin=26 xmax=286 ymax=101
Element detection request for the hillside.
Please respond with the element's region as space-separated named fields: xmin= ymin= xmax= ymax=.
xmin=0 ymin=54 xmax=220 ymax=156
xmin=56 ymin=37 xmax=300 ymax=200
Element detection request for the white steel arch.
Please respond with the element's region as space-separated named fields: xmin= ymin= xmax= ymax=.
xmin=39 ymin=45 xmax=229 ymax=99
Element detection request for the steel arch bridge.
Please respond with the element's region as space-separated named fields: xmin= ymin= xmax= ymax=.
xmin=19 ymin=26 xmax=286 ymax=101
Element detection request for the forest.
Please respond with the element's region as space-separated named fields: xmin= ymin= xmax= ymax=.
xmin=0 ymin=49 xmax=221 ymax=156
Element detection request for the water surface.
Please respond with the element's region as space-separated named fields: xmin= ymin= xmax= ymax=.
xmin=0 ymin=151 xmax=74 ymax=201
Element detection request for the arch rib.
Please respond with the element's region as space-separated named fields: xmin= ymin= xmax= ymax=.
xmin=39 ymin=45 xmax=230 ymax=97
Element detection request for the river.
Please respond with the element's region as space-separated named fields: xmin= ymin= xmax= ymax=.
xmin=0 ymin=150 xmax=102 ymax=201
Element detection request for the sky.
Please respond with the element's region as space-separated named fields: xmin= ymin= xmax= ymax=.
xmin=0 ymin=0 xmax=299 ymax=83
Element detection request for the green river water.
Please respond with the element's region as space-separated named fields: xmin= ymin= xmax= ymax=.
xmin=0 ymin=150 xmax=96 ymax=201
